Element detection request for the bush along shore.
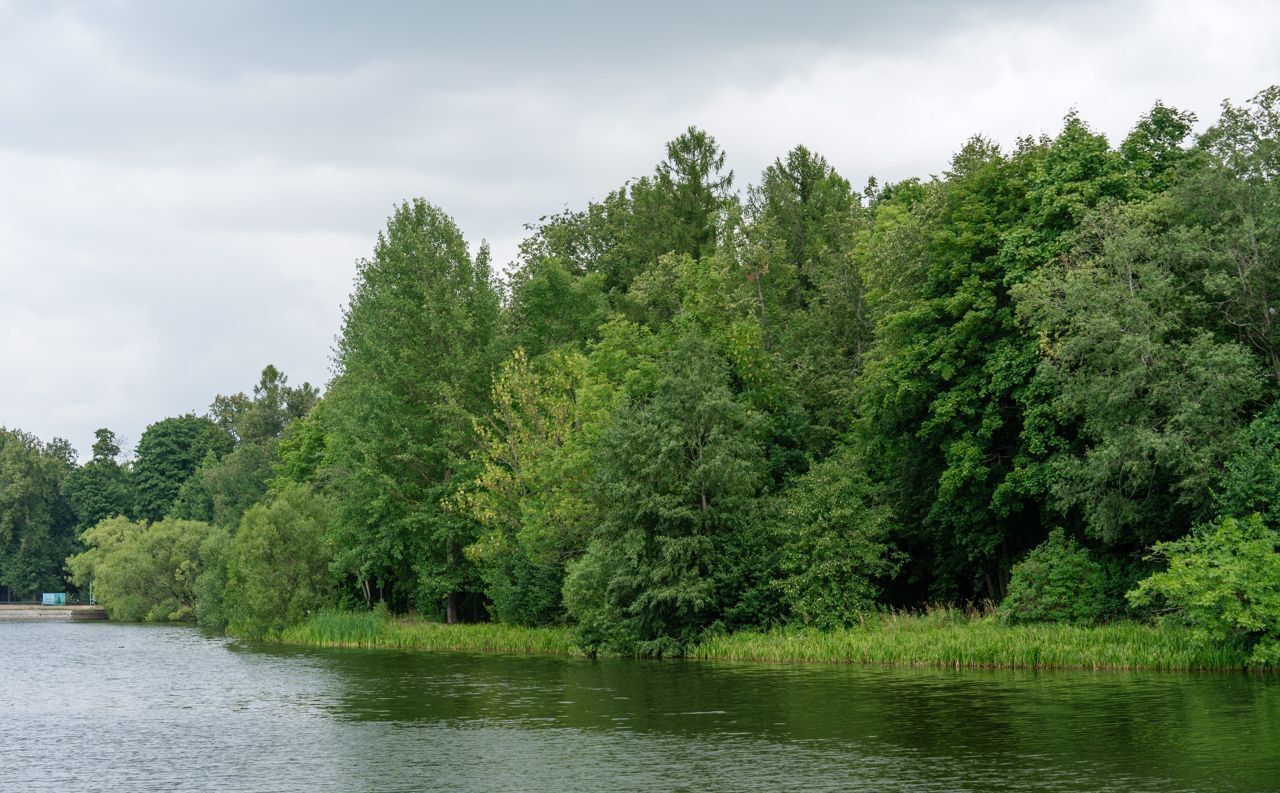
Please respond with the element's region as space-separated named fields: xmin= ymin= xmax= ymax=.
xmin=273 ymin=607 xmax=1255 ymax=672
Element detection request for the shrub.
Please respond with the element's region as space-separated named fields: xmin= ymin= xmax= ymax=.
xmin=1128 ymin=515 xmax=1280 ymax=666
xmin=67 ymin=516 xmax=216 ymax=622
xmin=1000 ymin=529 xmax=1109 ymax=624
xmin=771 ymin=448 xmax=901 ymax=629
xmin=193 ymin=527 xmax=232 ymax=631
xmin=223 ymin=484 xmax=337 ymax=639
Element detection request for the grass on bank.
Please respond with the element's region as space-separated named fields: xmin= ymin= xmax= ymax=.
xmin=690 ymin=607 xmax=1252 ymax=671
xmin=276 ymin=606 xmax=1255 ymax=671
xmin=279 ymin=608 xmax=579 ymax=656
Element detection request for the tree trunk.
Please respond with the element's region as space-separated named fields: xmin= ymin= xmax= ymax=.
xmin=983 ymin=571 xmax=998 ymax=603
xmin=446 ymin=538 xmax=461 ymax=624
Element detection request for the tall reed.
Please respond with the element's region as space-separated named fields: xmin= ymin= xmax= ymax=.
xmin=279 ymin=609 xmax=579 ymax=656
xmin=276 ymin=606 xmax=1256 ymax=671
xmin=690 ymin=608 xmax=1251 ymax=671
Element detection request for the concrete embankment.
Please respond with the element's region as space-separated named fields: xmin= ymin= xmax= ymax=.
xmin=0 ymin=605 xmax=107 ymax=621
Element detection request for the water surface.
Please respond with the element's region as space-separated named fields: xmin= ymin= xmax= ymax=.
xmin=1 ymin=622 xmax=1276 ymax=791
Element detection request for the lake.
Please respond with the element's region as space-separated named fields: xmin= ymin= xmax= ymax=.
xmin=1 ymin=621 xmax=1277 ymax=792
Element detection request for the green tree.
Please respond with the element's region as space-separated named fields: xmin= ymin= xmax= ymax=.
xmin=1215 ymin=401 xmax=1280 ymax=527
xmin=193 ymin=526 xmax=232 ymax=630
xmin=223 ymin=484 xmax=336 ymax=638
xmin=63 ymin=428 xmax=134 ymax=532
xmin=859 ymin=115 xmax=1148 ymax=601
xmin=67 ymin=516 xmax=216 ymax=621
xmin=169 ymin=443 xmax=277 ymax=528
xmin=503 ymin=257 xmax=608 ymax=358
xmin=655 ymin=126 xmax=735 ymax=261
xmin=0 ymin=428 xmax=77 ymax=599
xmin=210 ymin=364 xmax=319 ymax=445
xmin=456 ymin=348 xmax=597 ymax=625
xmin=564 ymin=334 xmax=766 ymax=655
xmin=745 ymin=145 xmax=866 ymax=447
xmin=1174 ymin=87 xmax=1280 ymax=381
xmin=325 ymin=198 xmax=500 ymax=619
xmin=1015 ymin=204 xmax=1262 ymax=546
xmin=515 ymin=126 xmax=734 ymax=304
xmin=1119 ymin=102 xmax=1197 ymax=195
xmin=173 ymin=365 xmax=320 ymax=528
xmin=274 ymin=399 xmax=331 ymax=488
xmin=132 ymin=415 xmax=233 ymax=522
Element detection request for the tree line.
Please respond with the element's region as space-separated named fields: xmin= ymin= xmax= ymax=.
xmin=5 ymin=86 xmax=1280 ymax=659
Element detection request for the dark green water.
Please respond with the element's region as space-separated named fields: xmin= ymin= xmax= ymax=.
xmin=2 ymin=622 xmax=1278 ymax=792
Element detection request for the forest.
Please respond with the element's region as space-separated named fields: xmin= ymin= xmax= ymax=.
xmin=4 ymin=86 xmax=1280 ymax=663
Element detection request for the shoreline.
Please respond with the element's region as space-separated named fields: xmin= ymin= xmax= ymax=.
xmin=0 ymin=604 xmax=108 ymax=621
xmin=268 ymin=610 xmax=1257 ymax=672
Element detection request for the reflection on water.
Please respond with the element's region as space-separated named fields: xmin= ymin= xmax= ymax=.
xmin=1 ymin=622 xmax=1277 ymax=792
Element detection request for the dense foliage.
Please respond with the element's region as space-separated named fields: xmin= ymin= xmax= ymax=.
xmin=15 ymin=87 xmax=1280 ymax=664
xmin=999 ymin=530 xmax=1110 ymax=625
xmin=66 ymin=516 xmax=217 ymax=621
xmin=220 ymin=483 xmax=336 ymax=638
xmin=1129 ymin=515 xmax=1280 ymax=665
xmin=0 ymin=429 xmax=76 ymax=600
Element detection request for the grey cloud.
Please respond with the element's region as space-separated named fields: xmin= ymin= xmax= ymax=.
xmin=0 ymin=0 xmax=1277 ymax=457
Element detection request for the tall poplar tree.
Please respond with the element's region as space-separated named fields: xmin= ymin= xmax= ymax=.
xmin=326 ymin=199 xmax=500 ymax=620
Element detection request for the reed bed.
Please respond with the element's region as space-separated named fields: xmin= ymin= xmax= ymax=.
xmin=690 ymin=607 xmax=1250 ymax=671
xmin=279 ymin=609 xmax=579 ymax=656
xmin=277 ymin=606 xmax=1253 ymax=671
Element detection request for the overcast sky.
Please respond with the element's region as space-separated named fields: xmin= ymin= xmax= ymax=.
xmin=2 ymin=0 xmax=1278 ymax=458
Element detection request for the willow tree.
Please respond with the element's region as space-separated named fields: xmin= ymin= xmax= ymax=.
xmin=325 ymin=199 xmax=499 ymax=620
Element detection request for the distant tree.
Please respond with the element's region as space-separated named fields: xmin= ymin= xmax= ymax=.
xmin=210 ymin=365 xmax=319 ymax=445
xmin=170 ymin=365 xmax=318 ymax=529
xmin=132 ymin=415 xmax=233 ymax=522
xmin=655 ymin=126 xmax=736 ymax=260
xmin=168 ymin=444 xmax=276 ymax=528
xmin=514 ymin=126 xmax=734 ymax=304
xmin=0 ymin=428 xmax=77 ymax=599
xmin=63 ymin=428 xmax=134 ymax=532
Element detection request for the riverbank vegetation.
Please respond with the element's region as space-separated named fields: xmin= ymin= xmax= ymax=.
xmin=281 ymin=608 xmax=579 ymax=656
xmin=5 ymin=86 xmax=1280 ymax=669
xmin=279 ymin=606 xmax=1245 ymax=671
xmin=690 ymin=609 xmax=1249 ymax=671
